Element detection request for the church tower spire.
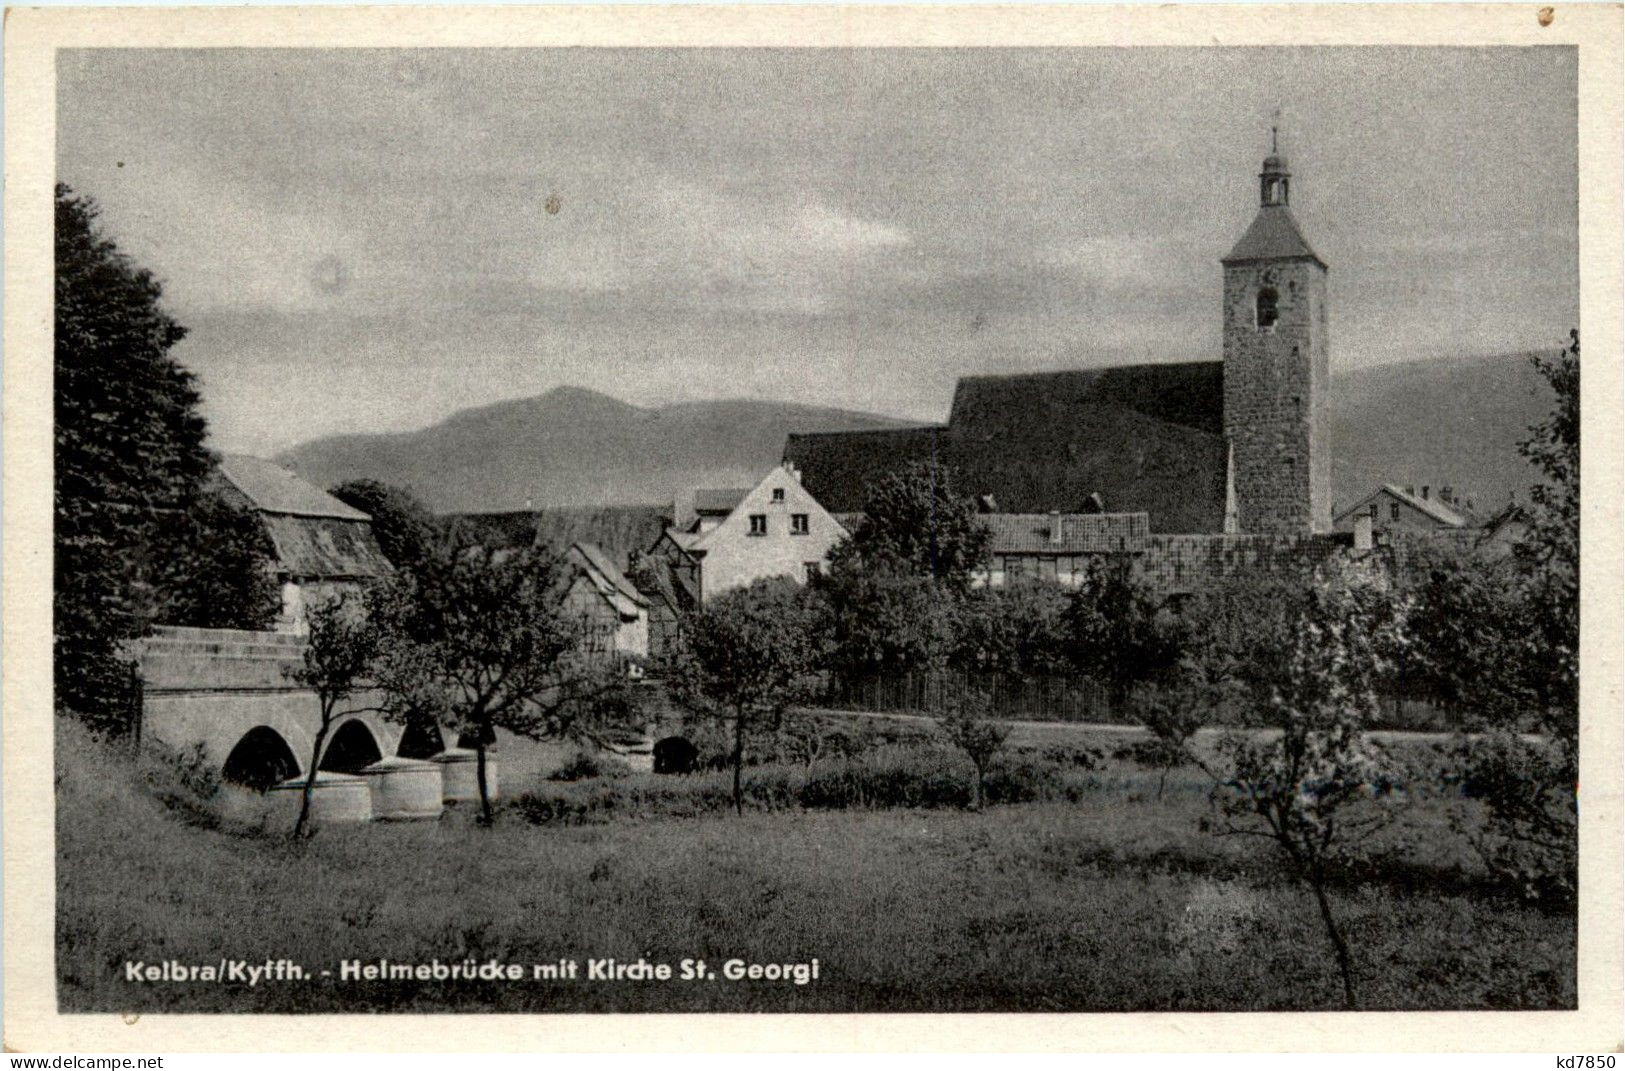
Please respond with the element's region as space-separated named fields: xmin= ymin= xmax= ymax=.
xmin=1221 ymin=130 xmax=1330 ymax=535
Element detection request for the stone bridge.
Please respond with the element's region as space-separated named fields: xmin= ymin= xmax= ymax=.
xmin=133 ymin=626 xmax=442 ymax=789
xmin=132 ymin=626 xmax=672 ymax=788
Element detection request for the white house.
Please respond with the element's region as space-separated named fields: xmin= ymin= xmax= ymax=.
xmin=652 ymin=464 xmax=848 ymax=605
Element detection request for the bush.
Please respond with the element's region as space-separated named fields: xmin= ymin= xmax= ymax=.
xmin=547 ymin=750 xmax=631 ymax=782
xmin=1039 ymin=743 xmax=1104 ymax=770
xmin=1454 ymin=732 xmax=1576 ymax=908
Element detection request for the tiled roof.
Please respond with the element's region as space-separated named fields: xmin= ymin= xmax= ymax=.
xmin=218 ymin=455 xmax=370 ymax=520
xmin=261 ymin=514 xmax=393 ymax=579
xmin=984 ymin=512 xmax=1150 ymax=555
xmin=1222 ymin=205 xmax=1324 ymax=267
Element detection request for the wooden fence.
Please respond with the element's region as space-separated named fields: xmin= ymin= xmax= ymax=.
xmin=824 ymin=670 xmax=1129 ymax=724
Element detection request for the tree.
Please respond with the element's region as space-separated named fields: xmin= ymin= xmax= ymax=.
xmin=1062 ymin=554 xmax=1183 ymax=708
xmin=1128 ymin=677 xmax=1206 ymax=801
xmin=372 ymin=540 xmax=629 ymax=825
xmin=152 ymin=490 xmax=282 ymax=631
xmin=815 ymin=561 xmax=960 ymax=682
xmin=670 ymin=578 xmax=823 ymax=816
xmin=55 ymin=184 xmax=260 ymax=730
xmin=951 ymin=580 xmax=1070 ymax=677
xmin=1451 ymin=331 xmax=1580 ymax=904
xmin=287 ymin=593 xmax=380 ymax=838
xmin=938 ymin=689 xmax=1010 ymax=811
xmin=828 ymin=460 xmax=991 ymax=588
xmin=329 ymin=479 xmax=440 ymax=573
xmin=1197 ymin=557 xmax=1410 ymax=1009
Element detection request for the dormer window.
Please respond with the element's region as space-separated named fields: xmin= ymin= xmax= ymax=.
xmin=1256 ymin=287 xmax=1279 ymax=330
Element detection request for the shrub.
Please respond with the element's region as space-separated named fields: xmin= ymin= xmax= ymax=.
xmin=548 ymin=750 xmax=631 ymax=782
xmin=1454 ymin=732 xmax=1576 ymax=908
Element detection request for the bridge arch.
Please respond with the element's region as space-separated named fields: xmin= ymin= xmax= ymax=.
xmin=221 ymin=726 xmax=302 ymax=791
xmin=396 ymin=718 xmax=445 ymax=759
xmin=318 ymin=718 xmax=385 ymax=774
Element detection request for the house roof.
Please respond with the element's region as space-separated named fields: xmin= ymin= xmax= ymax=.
xmin=694 ymin=488 xmax=750 ymax=514
xmin=1222 ymin=205 xmax=1325 ymax=267
xmin=569 ymin=541 xmax=648 ymax=609
xmin=984 ymin=512 xmax=1151 ymax=555
xmin=260 ymin=514 xmax=393 ymax=580
xmin=1380 ymin=484 xmax=1472 ymax=528
xmin=218 ymin=455 xmax=370 ymax=520
xmin=1336 ymin=484 xmax=1474 ymax=529
xmin=784 ymin=363 xmax=1227 ymax=533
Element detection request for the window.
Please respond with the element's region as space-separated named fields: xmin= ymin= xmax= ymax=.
xmin=1256 ymin=287 xmax=1279 ymax=330
xmin=804 ymin=562 xmax=820 ymax=583
xmin=1038 ymin=557 xmax=1058 ymax=583
xmin=1390 ymin=502 xmax=1401 ymax=522
xmin=790 ymin=513 xmax=809 ymax=535
xmin=771 ymin=488 xmax=785 ymax=503
xmin=748 ymin=514 xmax=767 ymax=536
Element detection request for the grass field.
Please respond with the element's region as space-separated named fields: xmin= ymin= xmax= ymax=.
xmin=56 ymin=718 xmax=1575 ymax=1014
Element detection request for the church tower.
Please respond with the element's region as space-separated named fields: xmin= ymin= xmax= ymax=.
xmin=1221 ymin=131 xmax=1330 ymax=534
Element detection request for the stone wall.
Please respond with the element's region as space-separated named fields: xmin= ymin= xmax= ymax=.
xmin=1222 ymin=257 xmax=1331 ymax=534
xmin=1139 ymin=532 xmax=1351 ymax=596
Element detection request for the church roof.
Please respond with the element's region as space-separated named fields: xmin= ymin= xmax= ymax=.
xmin=783 ymin=363 xmax=1228 ymax=533
xmin=1222 ymin=204 xmax=1324 ymax=267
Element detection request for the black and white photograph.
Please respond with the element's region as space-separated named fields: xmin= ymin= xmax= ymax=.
xmin=5 ymin=4 xmax=1622 ymax=1052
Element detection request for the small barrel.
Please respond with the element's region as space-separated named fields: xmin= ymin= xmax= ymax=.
xmin=360 ymin=756 xmax=444 ymax=820
xmin=270 ymin=770 xmax=373 ymax=826
xmin=429 ymin=747 xmax=498 ymax=804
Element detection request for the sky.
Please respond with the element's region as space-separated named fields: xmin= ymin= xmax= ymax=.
xmin=57 ymin=47 xmax=1578 ymax=456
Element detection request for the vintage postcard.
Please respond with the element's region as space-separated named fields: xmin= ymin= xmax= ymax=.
xmin=4 ymin=2 xmax=1622 ymax=1053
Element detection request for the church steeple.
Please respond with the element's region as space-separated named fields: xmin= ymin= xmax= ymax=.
xmin=1260 ymin=125 xmax=1291 ymax=206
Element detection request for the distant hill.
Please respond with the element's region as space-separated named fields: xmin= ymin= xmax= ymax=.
xmin=275 ymin=388 xmax=912 ymax=514
xmin=276 ymin=352 xmax=1556 ymax=521
xmin=1329 ymin=350 xmax=1554 ymax=518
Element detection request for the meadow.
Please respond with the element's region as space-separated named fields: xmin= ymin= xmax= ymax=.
xmin=56 ymin=716 xmax=1575 ymax=1014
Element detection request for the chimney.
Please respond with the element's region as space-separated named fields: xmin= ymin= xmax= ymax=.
xmin=1353 ymin=512 xmax=1374 ymax=552
xmin=1049 ymin=510 xmax=1063 ymax=546
xmin=1441 ymin=485 xmax=1454 ymax=505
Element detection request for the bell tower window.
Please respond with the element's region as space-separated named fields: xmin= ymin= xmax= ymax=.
xmin=1255 ymin=287 xmax=1279 ymax=330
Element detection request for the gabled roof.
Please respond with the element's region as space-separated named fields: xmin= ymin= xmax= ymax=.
xmin=443 ymin=510 xmax=543 ymax=551
xmin=218 ymin=455 xmax=370 ymax=520
xmin=782 ymin=426 xmax=946 ymax=515
xmin=1336 ymin=484 xmax=1473 ymax=529
xmin=568 ymin=541 xmax=649 ymax=610
xmin=1222 ymin=205 xmax=1325 ymax=268
xmin=984 ymin=512 xmax=1151 ymax=555
xmin=1380 ymin=484 xmax=1471 ymax=528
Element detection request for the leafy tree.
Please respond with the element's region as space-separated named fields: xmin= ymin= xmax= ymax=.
xmin=1198 ymin=557 xmax=1410 ymax=1009
xmin=55 ymin=184 xmax=274 ymax=728
xmin=1062 ymin=555 xmax=1183 ymax=708
xmin=1127 ymin=677 xmax=1206 ymax=801
xmin=152 ymin=490 xmax=282 ymax=631
xmin=815 ymin=562 xmax=960 ymax=682
xmin=1451 ymin=331 xmax=1580 ymax=904
xmin=372 ymin=539 xmax=630 ymax=825
xmin=951 ymin=580 xmax=1070 ymax=677
xmin=938 ymin=688 xmax=1010 ymax=811
xmin=828 ymin=460 xmax=991 ymax=588
xmin=329 ymin=479 xmax=440 ymax=572
xmin=670 ymin=578 xmax=823 ymax=816
xmin=287 ymin=593 xmax=380 ymax=837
